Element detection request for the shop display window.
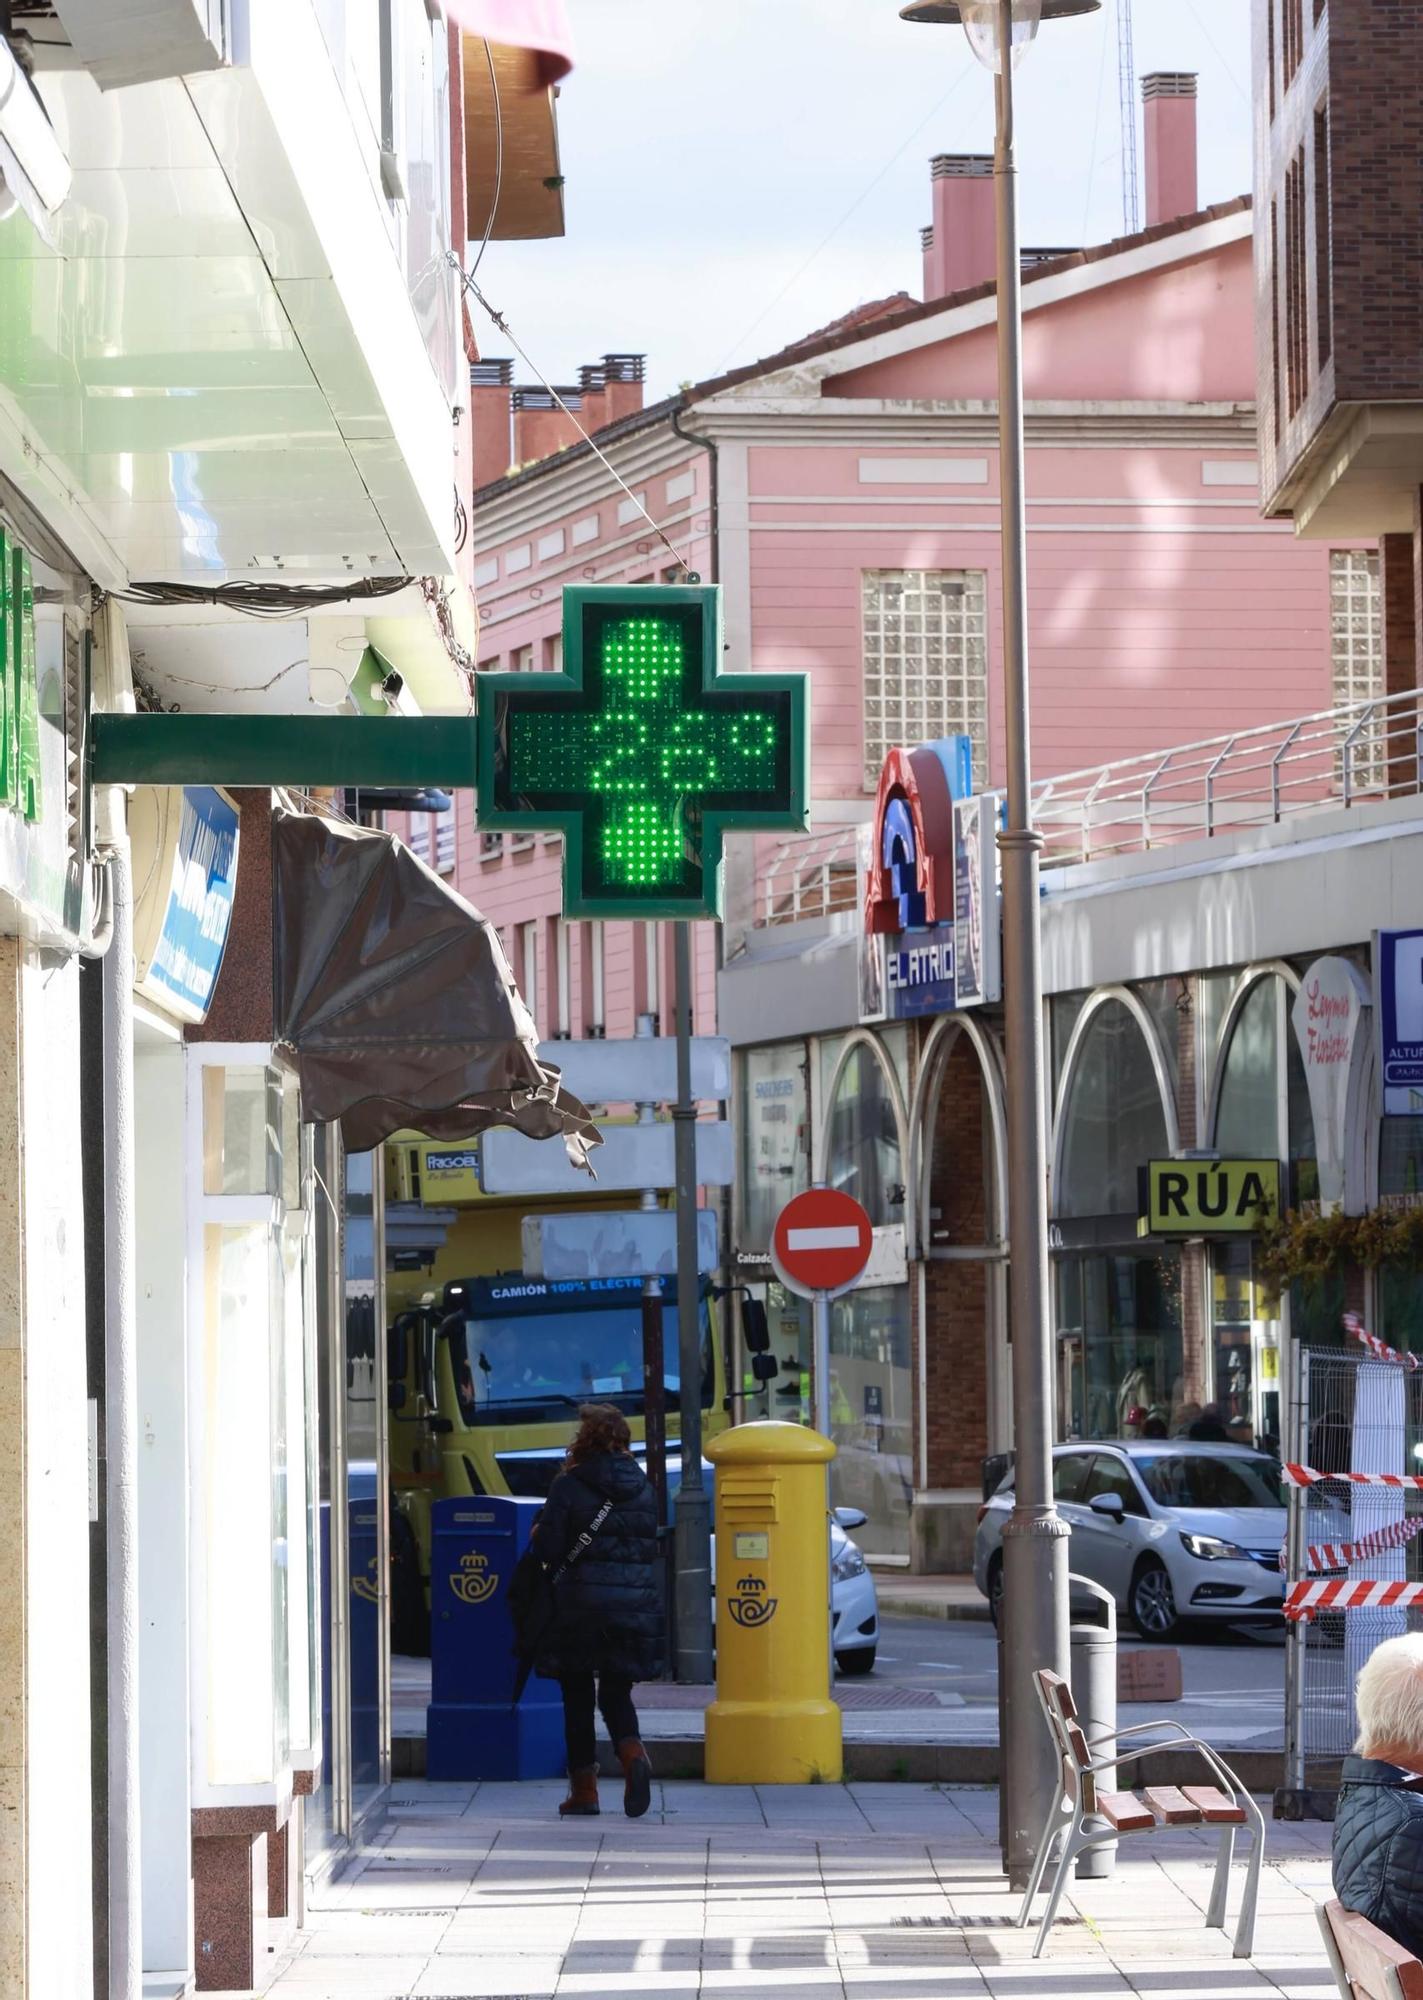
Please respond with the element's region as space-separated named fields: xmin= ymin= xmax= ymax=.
xmin=827 ymin=1283 xmax=912 ymax=1557
xmin=739 ymin=1044 xmax=808 ymax=1254
xmin=824 ymin=1040 xmax=905 ymax=1225
xmin=1055 ymin=999 xmax=1171 ymax=1220
xmin=1057 ymin=1249 xmax=1184 ymax=1441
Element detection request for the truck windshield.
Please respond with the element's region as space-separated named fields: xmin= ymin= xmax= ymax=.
xmin=448 ymin=1303 xmax=713 ymax=1423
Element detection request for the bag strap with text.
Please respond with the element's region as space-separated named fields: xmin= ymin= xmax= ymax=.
xmin=547 ymin=1497 xmax=614 ymax=1588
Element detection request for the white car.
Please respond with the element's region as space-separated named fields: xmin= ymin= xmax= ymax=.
xmin=973 ymin=1440 xmax=1286 ymax=1639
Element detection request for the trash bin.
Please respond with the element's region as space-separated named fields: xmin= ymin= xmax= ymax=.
xmin=1069 ymin=1572 xmax=1117 ymax=1879
xmin=704 ymin=1421 xmax=843 ymax=1785
xmin=426 ymin=1495 xmax=564 ymax=1781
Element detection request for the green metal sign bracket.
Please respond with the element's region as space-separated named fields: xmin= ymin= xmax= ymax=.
xmin=91 ymin=712 xmax=479 ymax=789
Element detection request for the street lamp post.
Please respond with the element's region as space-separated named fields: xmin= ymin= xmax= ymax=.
xmin=901 ymin=0 xmax=1099 ymax=1889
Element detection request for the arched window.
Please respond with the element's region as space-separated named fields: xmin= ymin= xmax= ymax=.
xmin=1056 ymin=999 xmax=1171 ymax=1220
xmin=826 ymin=1042 xmax=904 ymax=1226
xmin=1211 ymin=973 xmax=1319 ymax=1199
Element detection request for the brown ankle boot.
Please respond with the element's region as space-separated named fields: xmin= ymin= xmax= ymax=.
xmin=617 ymin=1738 xmax=652 ymax=1819
xmin=558 ymin=1765 xmax=600 ymax=1817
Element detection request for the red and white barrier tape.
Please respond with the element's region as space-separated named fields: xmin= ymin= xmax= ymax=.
xmin=1344 ymin=1311 xmax=1423 ymax=1371
xmin=1286 ymin=1578 xmax=1423 ymax=1622
xmin=1285 ymin=1463 xmax=1423 ymax=1490
xmin=1298 ymin=1517 xmax=1423 ymax=1573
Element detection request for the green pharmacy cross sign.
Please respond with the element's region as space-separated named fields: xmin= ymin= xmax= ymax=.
xmin=476 ymin=585 xmax=808 ymax=919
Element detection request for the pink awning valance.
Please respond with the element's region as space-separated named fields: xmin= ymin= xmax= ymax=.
xmin=442 ymin=0 xmax=574 ymax=85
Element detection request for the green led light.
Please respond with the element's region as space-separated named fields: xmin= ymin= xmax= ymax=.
xmin=481 ymin=586 xmax=807 ymax=919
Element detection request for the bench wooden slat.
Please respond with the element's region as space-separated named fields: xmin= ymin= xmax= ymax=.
xmin=1323 ymin=1898 xmax=1423 ymax=2000
xmin=1181 ymin=1786 xmax=1245 ymax=1826
xmin=1144 ymin=1786 xmax=1203 ymax=1827
xmin=1096 ymin=1790 xmax=1155 ymax=1833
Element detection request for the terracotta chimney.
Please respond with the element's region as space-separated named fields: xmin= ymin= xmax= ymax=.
xmin=596 ymin=354 xmax=645 ymax=426
xmin=512 ymin=387 xmax=584 ymax=467
xmin=1142 ymin=73 xmax=1198 ymax=228
xmin=927 ymin=155 xmax=995 ymax=301
xmin=577 ymin=361 xmax=609 ymax=433
xmin=470 ymin=357 xmax=513 ymax=490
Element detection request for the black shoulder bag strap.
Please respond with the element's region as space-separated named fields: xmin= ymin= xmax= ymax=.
xmin=548 ymin=1496 xmax=615 ymax=1586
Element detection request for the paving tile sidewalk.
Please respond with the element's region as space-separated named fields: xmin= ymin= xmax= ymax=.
xmin=261 ymin=1780 xmax=1338 ymax=2000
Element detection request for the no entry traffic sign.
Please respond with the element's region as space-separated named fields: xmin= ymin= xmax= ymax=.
xmin=770 ymin=1187 xmax=873 ymax=1301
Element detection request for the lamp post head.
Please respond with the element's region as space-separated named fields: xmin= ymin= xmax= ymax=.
xmin=901 ymin=0 xmax=1100 ymax=71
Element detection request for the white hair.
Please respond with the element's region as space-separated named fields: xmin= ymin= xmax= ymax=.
xmin=1355 ymin=1635 xmax=1423 ymax=1760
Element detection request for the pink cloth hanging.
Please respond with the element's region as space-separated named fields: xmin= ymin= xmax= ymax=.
xmin=441 ymin=0 xmax=575 ymax=85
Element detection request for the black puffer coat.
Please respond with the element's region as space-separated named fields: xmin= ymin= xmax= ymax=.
xmin=530 ymin=1452 xmax=663 ymax=1681
xmin=1333 ymin=1756 xmax=1423 ymax=1956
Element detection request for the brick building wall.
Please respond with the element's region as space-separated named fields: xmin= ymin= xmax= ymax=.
xmin=1257 ymin=0 xmax=1423 ymax=514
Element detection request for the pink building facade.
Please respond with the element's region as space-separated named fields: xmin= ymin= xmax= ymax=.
xmin=396 ymin=82 xmax=1389 ymax=1565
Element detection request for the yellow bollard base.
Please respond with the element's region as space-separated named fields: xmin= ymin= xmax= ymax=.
xmin=704 ymin=1698 xmax=843 ymax=1785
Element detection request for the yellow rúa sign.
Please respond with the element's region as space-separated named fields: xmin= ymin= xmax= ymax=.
xmin=1145 ymin=1158 xmax=1279 ymax=1235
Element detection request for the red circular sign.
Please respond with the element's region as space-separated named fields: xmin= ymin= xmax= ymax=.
xmin=770 ymin=1187 xmax=874 ymax=1300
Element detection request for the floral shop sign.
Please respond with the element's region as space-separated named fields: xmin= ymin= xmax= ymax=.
xmin=1291 ymin=956 xmax=1372 ymax=1215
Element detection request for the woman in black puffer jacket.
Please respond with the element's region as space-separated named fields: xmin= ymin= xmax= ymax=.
xmin=531 ymin=1403 xmax=662 ymax=1819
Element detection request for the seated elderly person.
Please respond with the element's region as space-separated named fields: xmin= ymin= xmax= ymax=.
xmin=1333 ymin=1633 xmax=1423 ymax=1954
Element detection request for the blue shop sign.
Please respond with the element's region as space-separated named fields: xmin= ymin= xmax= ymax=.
xmin=1376 ymin=927 xmax=1423 ymax=1114
xmin=885 ymin=927 xmax=956 ymax=1019
xmin=143 ymin=787 xmax=240 ymax=1021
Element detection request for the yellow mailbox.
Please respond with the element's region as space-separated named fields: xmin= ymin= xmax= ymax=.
xmin=704 ymin=1420 xmax=842 ymax=1784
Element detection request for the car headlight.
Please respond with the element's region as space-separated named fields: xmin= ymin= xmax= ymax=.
xmin=1179 ymin=1531 xmax=1248 ymax=1562
xmin=832 ymin=1547 xmax=867 ymax=1581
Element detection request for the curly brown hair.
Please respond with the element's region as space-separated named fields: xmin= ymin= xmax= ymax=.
xmin=565 ymin=1402 xmax=633 ymax=1467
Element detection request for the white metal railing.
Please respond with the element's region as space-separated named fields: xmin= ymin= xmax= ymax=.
xmin=1031 ymin=687 xmax=1423 ymax=869
xmin=760 ymin=825 xmax=862 ymax=927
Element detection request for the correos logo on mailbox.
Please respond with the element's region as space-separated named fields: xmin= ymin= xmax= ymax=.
xmin=451 ymin=1549 xmax=499 ymax=1605
xmin=727 ymin=1574 xmax=778 ymax=1628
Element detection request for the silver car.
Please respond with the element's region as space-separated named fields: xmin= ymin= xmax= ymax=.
xmin=973 ymin=1440 xmax=1286 ymax=1638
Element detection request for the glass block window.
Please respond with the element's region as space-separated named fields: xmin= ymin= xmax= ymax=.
xmin=861 ymin=569 xmax=988 ymax=790
xmin=1331 ymin=550 xmax=1383 ymax=792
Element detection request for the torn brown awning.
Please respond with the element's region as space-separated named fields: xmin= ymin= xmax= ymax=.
xmin=272 ymin=805 xmax=598 ymax=1163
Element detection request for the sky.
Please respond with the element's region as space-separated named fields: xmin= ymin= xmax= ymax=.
xmin=469 ymin=0 xmax=1255 ymax=405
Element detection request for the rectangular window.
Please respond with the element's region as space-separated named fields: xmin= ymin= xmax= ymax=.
xmin=1283 ymin=146 xmax=1308 ymax=419
xmin=519 ymin=920 xmax=538 ymax=1015
xmin=582 ymin=922 xmax=605 ymax=1035
xmin=1270 ymin=200 xmax=1282 ymax=442
xmin=1331 ymin=550 xmax=1384 ymax=792
xmin=434 ymin=809 xmax=456 ymax=875
xmin=512 ymin=644 xmax=534 ymax=673
xmin=1314 ymin=100 xmax=1332 ymax=370
xmin=1282 ymin=0 xmax=1303 ymax=85
xmin=407 ymin=814 xmax=432 ymax=865
xmin=861 ymin=570 xmax=988 ymax=791
xmin=542 ymin=631 xmax=563 ymax=674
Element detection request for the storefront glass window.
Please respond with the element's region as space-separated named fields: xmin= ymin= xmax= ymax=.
xmin=1137 ymin=979 xmax=1182 ymax=1100
xmin=1286 ymin=1027 xmax=1320 ymax=1206
xmin=1055 ymin=1000 xmax=1170 ymax=1219
xmin=1051 ymin=992 xmax=1087 ymax=1101
xmin=1214 ymin=978 xmax=1279 ymax=1158
xmin=827 ymin=1284 xmax=912 ymax=1557
xmin=1057 ymin=1249 xmax=1184 ymax=1439
xmin=1380 ymin=1117 xmax=1423 ymax=1354
xmin=739 ymin=1044 xmax=809 ymax=1254
xmin=825 ymin=1042 xmax=904 ymax=1226
xmin=343 ymin=1147 xmax=386 ymax=1822
xmin=1198 ymin=970 xmax=1235 ymax=1097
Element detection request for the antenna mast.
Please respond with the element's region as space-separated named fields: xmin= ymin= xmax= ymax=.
xmin=1118 ymin=0 xmax=1139 ymax=234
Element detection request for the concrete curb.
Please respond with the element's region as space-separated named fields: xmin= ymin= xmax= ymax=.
xmin=875 ymin=1592 xmax=991 ymax=1624
xmin=394 ymin=1735 xmax=1292 ymax=1790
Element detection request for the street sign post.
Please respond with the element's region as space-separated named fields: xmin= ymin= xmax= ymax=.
xmin=475 ymin=585 xmax=808 ymax=920
xmin=769 ymin=1186 xmax=873 ymax=1435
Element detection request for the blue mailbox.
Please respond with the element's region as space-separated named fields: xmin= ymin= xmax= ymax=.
xmin=427 ymin=1494 xmax=565 ymax=1780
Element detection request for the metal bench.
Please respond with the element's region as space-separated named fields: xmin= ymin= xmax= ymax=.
xmin=1318 ymin=1900 xmax=1423 ymax=2000
xmin=1016 ymin=1666 xmax=1266 ymax=1959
